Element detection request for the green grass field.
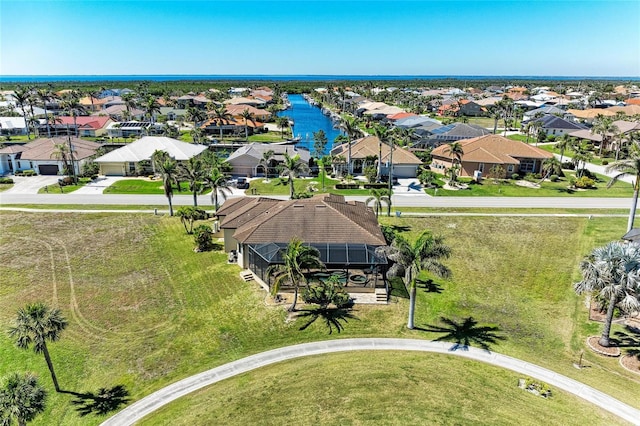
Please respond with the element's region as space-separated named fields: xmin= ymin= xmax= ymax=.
xmin=0 ymin=212 xmax=638 ymax=425
xmin=140 ymin=352 xmax=622 ymax=426
xmin=36 ymin=178 xmax=92 ymax=194
xmin=247 ymin=176 xmax=374 ymax=196
xmin=427 ymin=172 xmax=632 ymax=197
xmin=103 ymin=178 xmax=194 ymax=195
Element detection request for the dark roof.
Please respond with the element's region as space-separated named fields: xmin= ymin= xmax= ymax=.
xmin=223 ymin=194 xmax=386 ymax=246
xmin=534 ymin=114 xmax=585 ymax=130
xmin=429 ymin=123 xmax=492 ymax=140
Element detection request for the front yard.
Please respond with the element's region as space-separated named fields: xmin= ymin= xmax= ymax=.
xmin=0 ymin=212 xmax=638 ymax=425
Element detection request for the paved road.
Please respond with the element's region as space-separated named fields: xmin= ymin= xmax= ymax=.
xmin=0 ymin=192 xmax=635 ymax=209
xmin=100 ymin=338 xmax=640 ymax=426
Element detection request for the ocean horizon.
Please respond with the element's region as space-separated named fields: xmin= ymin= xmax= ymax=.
xmin=1 ymin=74 xmax=639 ymax=83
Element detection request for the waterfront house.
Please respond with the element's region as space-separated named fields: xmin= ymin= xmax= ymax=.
xmin=93 ymin=136 xmax=207 ymax=176
xmin=411 ymin=123 xmax=492 ymax=149
xmin=0 ymin=117 xmax=28 ymax=136
xmin=330 ymin=135 xmax=422 ymax=178
xmin=531 ymin=114 xmax=586 ymax=137
xmin=430 ymin=134 xmax=553 ymax=178
xmin=226 ymin=143 xmax=311 ymax=177
xmin=53 ymin=116 xmax=112 ymax=137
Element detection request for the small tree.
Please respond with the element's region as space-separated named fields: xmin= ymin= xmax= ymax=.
xmin=176 ymin=206 xmax=206 ymax=234
xmin=312 ymin=130 xmax=328 ymax=158
xmin=0 ymin=372 xmax=47 ymax=426
xmin=193 ymin=224 xmax=214 ymax=252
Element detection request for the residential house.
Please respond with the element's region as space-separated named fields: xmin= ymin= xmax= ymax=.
xmin=331 ymin=135 xmax=422 ymax=178
xmin=226 ymin=143 xmax=311 ymax=177
xmin=93 ymin=104 xmax=145 ymax=121
xmin=106 ymin=121 xmax=161 ymax=138
xmin=0 ymin=117 xmax=28 ymax=136
xmin=216 ymin=194 xmax=388 ymax=299
xmin=224 ymin=97 xmax=266 ymax=108
xmin=52 ymin=116 xmax=112 ymax=137
xmin=225 ymin=104 xmax=271 ymax=122
xmin=532 ymin=114 xmax=586 ymax=137
xmin=93 ymin=136 xmax=207 ymax=175
xmin=458 ymin=99 xmax=484 ymax=117
xmin=523 ymin=106 xmax=574 ymax=122
xmin=411 ymin=123 xmax=492 ymax=149
xmin=569 ymin=120 xmax=640 ymax=152
xmin=430 ymin=134 xmax=553 ymax=178
xmin=0 ymin=137 xmax=101 ymax=175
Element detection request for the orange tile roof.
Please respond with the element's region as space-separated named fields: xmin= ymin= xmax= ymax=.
xmin=431 ymin=134 xmax=553 ymax=165
xmin=387 ymin=112 xmax=416 ymax=120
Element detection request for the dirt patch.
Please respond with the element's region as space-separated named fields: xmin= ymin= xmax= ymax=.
xmin=515 ymin=180 xmax=540 ymax=189
xmin=589 ymin=301 xmax=607 ymax=322
xmin=587 ymin=336 xmax=621 ymax=357
xmin=620 ymin=354 xmax=640 ymax=375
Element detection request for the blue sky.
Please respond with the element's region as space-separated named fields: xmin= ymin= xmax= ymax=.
xmin=1 ymin=0 xmax=638 ymax=76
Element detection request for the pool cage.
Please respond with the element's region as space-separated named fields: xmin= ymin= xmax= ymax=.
xmin=247 ymin=242 xmax=388 ymax=289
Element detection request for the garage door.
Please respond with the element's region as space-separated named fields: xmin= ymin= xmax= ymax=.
xmin=38 ymin=164 xmax=59 ymax=175
xmin=101 ymin=164 xmax=123 ymax=176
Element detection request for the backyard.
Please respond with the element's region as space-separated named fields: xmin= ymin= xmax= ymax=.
xmin=0 ymin=212 xmax=638 ymax=424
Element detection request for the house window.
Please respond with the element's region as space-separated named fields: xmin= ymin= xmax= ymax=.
xmin=478 ymin=163 xmax=484 ymax=172
xmin=520 ymin=159 xmax=535 ymax=173
xmin=128 ymin=162 xmax=136 ymax=173
xmin=507 ymin=164 xmax=514 ymax=172
xmin=30 ymin=162 xmax=34 ymax=169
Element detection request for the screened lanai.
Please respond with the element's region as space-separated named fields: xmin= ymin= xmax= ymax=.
xmin=247 ymin=242 xmax=388 ymax=290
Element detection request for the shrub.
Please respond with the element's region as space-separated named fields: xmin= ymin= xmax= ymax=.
xmin=511 ymin=173 xmax=520 ymax=180
xmin=58 ymin=176 xmax=74 ymax=186
xmin=193 ymin=224 xmax=214 ymax=252
xmin=363 ymin=183 xmax=388 ymax=189
xmin=81 ymin=160 xmax=99 ymax=177
xmin=601 ymin=160 xmax=609 ymax=166
xmin=0 ymin=177 xmax=14 ymax=184
xmin=363 ymin=166 xmax=377 ymax=183
xmin=334 ymin=184 xmax=360 ymax=190
xmin=549 ymin=174 xmax=559 ymax=182
xmin=292 ymin=192 xmax=313 ymax=199
xmin=562 ymin=161 xmax=575 ymax=170
xmin=16 ymin=169 xmax=36 ymax=177
xmin=546 ymin=135 xmax=556 ymax=142
xmin=574 ymin=176 xmax=595 ymax=189
xmin=524 ymin=173 xmax=538 ymax=182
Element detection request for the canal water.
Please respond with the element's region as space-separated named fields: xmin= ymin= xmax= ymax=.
xmin=277 ymin=94 xmax=343 ymax=155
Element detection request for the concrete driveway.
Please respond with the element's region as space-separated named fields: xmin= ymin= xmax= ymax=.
xmin=3 ymin=175 xmax=61 ymax=194
xmin=73 ymin=176 xmax=126 ymax=194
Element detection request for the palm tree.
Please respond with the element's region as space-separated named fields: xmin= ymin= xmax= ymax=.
xmin=8 ymin=303 xmax=68 ymax=392
xmin=259 ymin=149 xmax=275 ymax=178
xmin=267 ymin=238 xmax=325 ymax=311
xmin=12 ymin=86 xmax=32 ymax=140
xmin=151 ymin=150 xmax=178 ymax=216
xmin=365 ymin=188 xmax=390 ymax=218
xmin=338 ymin=116 xmax=361 ymax=175
xmin=178 ymin=156 xmax=205 ymax=206
xmin=206 ymin=166 xmax=232 ymax=211
xmin=442 ymin=142 xmax=464 ymax=182
xmin=143 ymin=95 xmax=161 ymax=124
xmin=540 ymin=156 xmax=563 ymax=180
xmin=575 ymin=241 xmax=640 ymax=347
xmin=424 ymin=317 xmax=504 ymax=351
xmin=36 ymin=87 xmax=53 ymax=138
xmin=606 ymin=144 xmax=640 ymax=232
xmin=240 ymin=108 xmax=255 ymax=140
xmin=50 ymin=143 xmax=74 ymax=177
xmin=276 ymin=116 xmax=290 ymax=139
xmin=373 ymin=124 xmax=390 ymax=181
xmin=185 ymin=107 xmax=207 ymax=143
xmin=556 ymin=134 xmax=572 ymax=163
xmin=281 ymin=152 xmax=309 ymax=199
xmin=377 ymin=231 xmax=451 ymax=329
xmin=592 ymin=115 xmax=619 ymax=156
xmin=212 ymin=106 xmax=231 ymax=140
xmin=60 ymin=90 xmax=84 ymax=138
xmin=0 ymin=372 xmax=47 ymax=426
xmin=122 ymin=93 xmax=137 ymax=115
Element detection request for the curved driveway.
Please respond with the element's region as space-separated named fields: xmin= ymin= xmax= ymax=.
xmin=101 ymin=338 xmax=640 ymax=426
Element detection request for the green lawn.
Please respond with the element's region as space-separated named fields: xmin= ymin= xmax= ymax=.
xmin=103 ymin=178 xmax=194 ymax=195
xmin=0 ymin=212 xmax=638 ymax=425
xmin=537 ymin=144 xmax=616 ymax=166
xmin=0 ymin=183 xmax=13 ymax=192
xmin=37 ymin=178 xmax=92 ymax=194
xmin=247 ymin=131 xmax=289 ymax=143
xmin=247 ymin=176 xmax=374 ymax=197
xmin=140 ymin=352 xmax=622 ymax=426
xmin=427 ymin=172 xmax=633 ymax=197
xmin=507 ymin=133 xmax=530 ymax=143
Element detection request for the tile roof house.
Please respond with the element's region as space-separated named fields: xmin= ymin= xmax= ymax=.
xmin=216 ymin=194 xmax=388 ymax=297
xmin=53 ymin=116 xmax=112 ymax=137
xmin=331 ymin=135 xmax=422 ymax=178
xmin=430 ymin=134 xmax=553 ymax=178
xmin=93 ymin=136 xmax=207 ymax=175
xmin=531 ymin=114 xmax=586 ymax=137
xmin=0 ymin=137 xmax=101 ymax=175
xmin=411 ymin=123 xmax=492 ymax=149
xmin=226 ymin=143 xmax=311 ymax=177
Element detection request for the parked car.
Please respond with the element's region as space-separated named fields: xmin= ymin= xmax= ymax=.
xmin=236 ymin=177 xmax=249 ymax=189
